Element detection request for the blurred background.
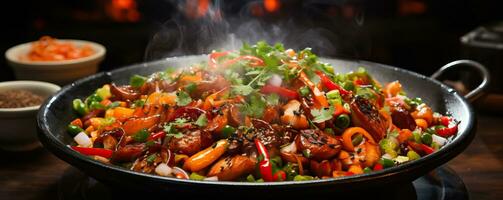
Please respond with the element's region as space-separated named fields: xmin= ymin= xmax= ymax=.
xmin=1 ymin=0 xmax=502 ymax=85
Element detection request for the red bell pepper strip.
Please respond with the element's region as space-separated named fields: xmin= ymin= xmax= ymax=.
xmin=315 ymin=71 xmax=351 ymax=95
xmin=407 ymin=141 xmax=435 ymax=155
xmin=255 ymin=139 xmax=273 ymax=182
xmin=436 ymin=116 xmax=458 ymax=138
xmin=148 ymin=131 xmax=166 ymax=141
xmin=436 ymin=125 xmax=458 ymax=138
xmin=223 ymin=56 xmax=265 ymax=67
xmin=420 ymin=144 xmax=435 ymax=155
xmin=440 ymin=116 xmax=451 ymax=126
xmin=71 ymin=146 xmax=113 ymax=158
xmin=373 ymin=163 xmax=383 ymax=171
xmin=260 ymin=85 xmax=299 ymax=100
xmin=208 ymin=51 xmax=230 ymax=69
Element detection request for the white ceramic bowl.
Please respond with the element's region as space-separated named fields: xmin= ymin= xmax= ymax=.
xmin=0 ymin=81 xmax=61 ymax=151
xmin=5 ymin=39 xmax=106 ymax=85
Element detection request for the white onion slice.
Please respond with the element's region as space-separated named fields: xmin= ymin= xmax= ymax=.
xmin=74 ymin=132 xmax=92 ymax=147
xmin=280 ymin=141 xmax=297 ymax=154
xmin=155 ymin=163 xmax=173 ymax=177
xmin=432 ymin=134 xmax=447 ymax=146
xmin=172 ymin=167 xmax=190 ymax=179
xmin=203 ymin=176 xmax=219 ymax=181
xmin=267 ymin=74 xmax=282 ymax=87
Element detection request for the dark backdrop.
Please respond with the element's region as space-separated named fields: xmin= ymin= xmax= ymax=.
xmin=1 ymin=0 xmax=501 ymax=82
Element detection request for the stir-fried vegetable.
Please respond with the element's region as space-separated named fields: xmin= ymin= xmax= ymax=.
xmin=67 ymin=41 xmax=460 ymax=182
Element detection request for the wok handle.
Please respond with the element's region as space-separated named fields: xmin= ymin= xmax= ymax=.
xmin=431 ymin=60 xmax=490 ymax=102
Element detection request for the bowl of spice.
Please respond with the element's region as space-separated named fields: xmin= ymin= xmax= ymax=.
xmin=0 ymin=81 xmax=60 ymax=151
xmin=5 ymin=36 xmax=106 ymax=85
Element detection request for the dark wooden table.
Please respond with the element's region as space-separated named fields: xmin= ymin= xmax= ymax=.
xmin=1 ymin=113 xmax=502 ymax=200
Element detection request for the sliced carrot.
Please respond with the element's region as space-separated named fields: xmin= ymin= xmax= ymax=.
xmin=415 ymin=118 xmax=428 ymax=130
xmin=397 ymin=129 xmax=413 ymax=143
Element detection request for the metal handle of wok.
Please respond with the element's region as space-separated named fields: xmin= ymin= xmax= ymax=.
xmin=431 ymin=60 xmax=490 ymax=102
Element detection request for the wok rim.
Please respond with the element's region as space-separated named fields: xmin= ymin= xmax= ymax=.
xmin=37 ymin=55 xmax=476 ymax=188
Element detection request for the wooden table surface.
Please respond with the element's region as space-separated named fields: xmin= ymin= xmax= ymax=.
xmin=1 ymin=113 xmax=502 ymax=200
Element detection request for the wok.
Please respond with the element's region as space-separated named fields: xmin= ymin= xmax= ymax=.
xmin=37 ymin=56 xmax=489 ymax=195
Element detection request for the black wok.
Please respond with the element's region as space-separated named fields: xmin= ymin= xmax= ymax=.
xmin=37 ymin=56 xmax=489 ymax=195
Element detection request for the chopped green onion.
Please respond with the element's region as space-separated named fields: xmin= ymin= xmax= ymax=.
xmin=421 ymin=133 xmax=433 ymax=145
xmin=326 ymin=90 xmax=341 ymax=100
xmin=189 ymin=172 xmax=206 ymax=181
xmin=335 ymin=114 xmax=350 ymax=129
xmin=221 ymin=125 xmax=236 ymax=139
xmin=146 ymin=154 xmax=157 ymax=163
xmin=293 ymin=175 xmax=315 ymax=181
xmin=85 ymin=94 xmax=103 ymax=106
xmin=89 ymin=101 xmax=104 ymax=110
xmin=67 ymin=125 xmax=84 ymax=136
xmin=96 ymin=86 xmax=111 ymax=100
xmin=72 ymin=99 xmax=88 ymax=116
xmin=412 ymin=130 xmax=422 ymax=143
xmin=379 ymin=158 xmax=395 ymax=168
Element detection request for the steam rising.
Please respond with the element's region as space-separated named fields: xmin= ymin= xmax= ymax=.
xmin=144 ymin=0 xmax=366 ymax=61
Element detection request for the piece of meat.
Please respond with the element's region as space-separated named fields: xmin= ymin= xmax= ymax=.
xmin=350 ymin=96 xmax=387 ymax=141
xmin=110 ymin=84 xmax=140 ymax=101
xmin=207 ymin=155 xmax=256 ymax=181
xmin=168 ymin=130 xmax=213 ymax=156
xmin=391 ymin=106 xmax=417 ymax=130
xmin=295 ymin=129 xmax=341 ymax=161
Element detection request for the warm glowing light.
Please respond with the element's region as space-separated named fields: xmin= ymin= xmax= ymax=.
xmin=114 ymin=0 xmax=134 ymax=9
xmin=399 ymin=0 xmax=427 ymax=15
xmin=108 ymin=0 xmax=140 ymax=22
xmin=264 ymin=0 xmax=280 ymax=13
xmin=186 ymin=0 xmax=210 ymax=19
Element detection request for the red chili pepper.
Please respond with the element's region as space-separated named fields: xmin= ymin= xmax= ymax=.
xmin=420 ymin=144 xmax=435 ymax=155
xmin=208 ymin=51 xmax=230 ymax=69
xmin=148 ymin=131 xmax=166 ymax=141
xmin=373 ymin=163 xmax=383 ymax=171
xmin=273 ymin=170 xmax=287 ymax=181
xmin=223 ymin=56 xmax=265 ymax=67
xmin=436 ymin=116 xmax=458 ymax=138
xmin=260 ymin=85 xmax=299 ymax=100
xmin=440 ymin=116 xmax=451 ymax=126
xmin=407 ymin=141 xmax=435 ymax=155
xmin=436 ymin=125 xmax=458 ymax=138
xmin=71 ymin=146 xmax=113 ymax=158
xmin=315 ymin=71 xmax=351 ymax=95
xmin=254 ymin=139 xmax=273 ymax=182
